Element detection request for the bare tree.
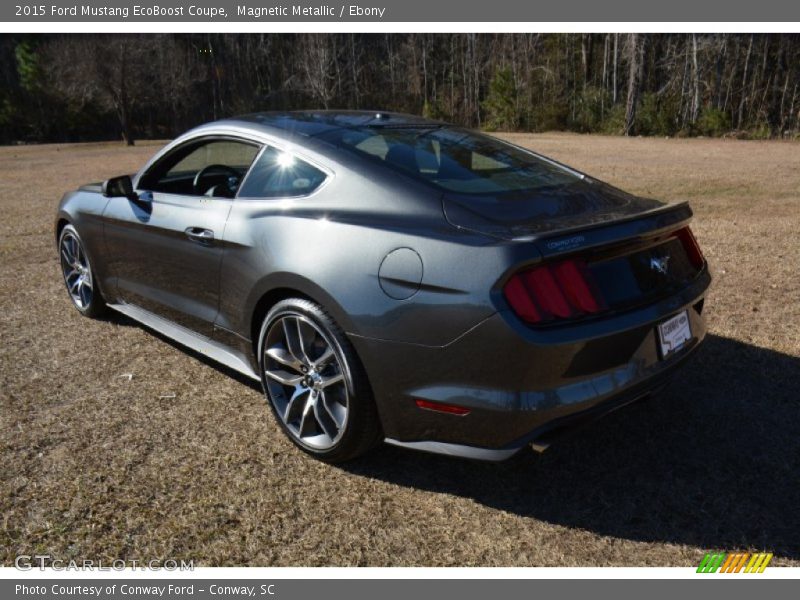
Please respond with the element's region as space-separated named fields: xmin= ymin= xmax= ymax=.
xmin=737 ymin=34 xmax=755 ymax=129
xmin=691 ymin=34 xmax=701 ymax=123
xmin=624 ymin=34 xmax=644 ymax=135
xmin=297 ymin=34 xmax=337 ymax=108
xmin=612 ymin=33 xmax=619 ymax=104
xmin=44 ymin=35 xmax=202 ymax=144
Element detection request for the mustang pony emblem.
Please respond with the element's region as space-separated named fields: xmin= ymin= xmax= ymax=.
xmin=650 ymin=255 xmax=671 ymax=275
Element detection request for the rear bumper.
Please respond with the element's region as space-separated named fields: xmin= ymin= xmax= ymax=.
xmin=384 ymin=359 xmax=685 ymax=461
xmin=351 ymin=270 xmax=710 ymax=460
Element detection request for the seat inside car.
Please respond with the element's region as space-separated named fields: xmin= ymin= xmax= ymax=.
xmin=385 ymin=144 xmax=420 ymax=174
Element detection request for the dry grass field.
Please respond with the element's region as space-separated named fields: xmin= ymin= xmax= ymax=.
xmin=1 ymin=133 xmax=798 ymax=567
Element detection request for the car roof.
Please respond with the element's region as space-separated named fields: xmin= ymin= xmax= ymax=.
xmin=218 ymin=110 xmax=447 ymax=140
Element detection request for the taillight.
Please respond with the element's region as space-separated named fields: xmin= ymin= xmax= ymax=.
xmin=551 ymin=260 xmax=603 ymax=313
xmin=503 ymin=258 xmax=607 ymax=325
xmin=676 ymin=227 xmax=705 ymax=269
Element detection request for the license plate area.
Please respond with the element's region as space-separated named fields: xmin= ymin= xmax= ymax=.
xmin=657 ymin=309 xmax=691 ymax=358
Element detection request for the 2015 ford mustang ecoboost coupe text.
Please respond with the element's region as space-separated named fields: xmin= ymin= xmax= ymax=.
xmin=55 ymin=111 xmax=711 ymax=462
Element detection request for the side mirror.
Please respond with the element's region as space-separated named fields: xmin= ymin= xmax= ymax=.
xmin=101 ymin=175 xmax=137 ymax=200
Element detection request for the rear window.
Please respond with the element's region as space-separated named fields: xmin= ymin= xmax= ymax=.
xmin=321 ymin=126 xmax=581 ymax=194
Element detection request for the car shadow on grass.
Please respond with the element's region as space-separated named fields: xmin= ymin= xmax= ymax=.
xmin=342 ymin=334 xmax=800 ymax=561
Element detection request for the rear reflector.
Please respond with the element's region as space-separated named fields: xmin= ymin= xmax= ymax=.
xmin=676 ymin=227 xmax=705 ymax=269
xmin=415 ymin=399 xmax=471 ymax=416
xmin=503 ymin=258 xmax=607 ymax=325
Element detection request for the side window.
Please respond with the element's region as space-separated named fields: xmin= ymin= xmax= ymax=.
xmin=140 ymin=139 xmax=260 ymax=198
xmin=238 ymin=147 xmax=327 ymax=198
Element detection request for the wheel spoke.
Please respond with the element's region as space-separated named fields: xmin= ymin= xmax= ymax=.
xmin=69 ymin=276 xmax=81 ymax=293
xmin=78 ymin=282 xmax=90 ymax=307
xmin=298 ymin=319 xmax=322 ymax=362
xmin=284 ymin=387 xmax=309 ymax=423
xmin=313 ymin=397 xmax=338 ymax=440
xmin=320 ymin=391 xmax=344 ymax=429
xmin=264 ymin=369 xmax=303 ymax=386
xmin=266 ymin=346 xmax=304 ymax=372
xmin=282 ymin=317 xmax=309 ymax=364
xmin=73 ymin=238 xmax=82 ymax=264
xmin=320 ymin=372 xmax=344 ymax=388
xmin=61 ymin=247 xmax=75 ymax=266
xmin=313 ymin=347 xmax=335 ymax=369
xmin=298 ymin=401 xmax=316 ymax=437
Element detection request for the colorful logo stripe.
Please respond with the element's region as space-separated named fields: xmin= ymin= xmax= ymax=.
xmin=697 ymin=552 xmax=773 ymax=573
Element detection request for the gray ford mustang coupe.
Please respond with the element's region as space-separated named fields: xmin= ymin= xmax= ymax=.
xmin=55 ymin=111 xmax=710 ymax=462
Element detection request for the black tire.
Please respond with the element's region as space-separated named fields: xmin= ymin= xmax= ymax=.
xmin=258 ymin=297 xmax=381 ymax=462
xmin=58 ymin=224 xmax=108 ymax=319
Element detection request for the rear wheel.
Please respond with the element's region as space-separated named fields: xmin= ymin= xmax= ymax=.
xmin=258 ymin=298 xmax=381 ymax=462
xmin=58 ymin=224 xmax=107 ymax=318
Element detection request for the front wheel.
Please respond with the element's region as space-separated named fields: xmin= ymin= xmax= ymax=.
xmin=258 ymin=298 xmax=381 ymax=462
xmin=58 ymin=224 xmax=107 ymax=318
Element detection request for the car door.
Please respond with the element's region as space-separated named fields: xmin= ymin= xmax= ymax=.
xmin=102 ymin=136 xmax=261 ymax=336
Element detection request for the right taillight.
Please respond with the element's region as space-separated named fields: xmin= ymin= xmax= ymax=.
xmin=676 ymin=226 xmax=705 ymax=269
xmin=503 ymin=258 xmax=607 ymax=325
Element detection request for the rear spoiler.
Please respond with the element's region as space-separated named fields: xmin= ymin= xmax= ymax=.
xmin=531 ymin=202 xmax=694 ymax=259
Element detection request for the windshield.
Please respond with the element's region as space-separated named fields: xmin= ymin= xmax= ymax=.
xmin=319 ymin=126 xmax=582 ymax=194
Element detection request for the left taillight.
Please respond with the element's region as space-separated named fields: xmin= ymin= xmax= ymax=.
xmin=503 ymin=258 xmax=607 ymax=325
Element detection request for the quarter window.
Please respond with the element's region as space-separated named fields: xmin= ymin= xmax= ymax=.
xmin=238 ymin=147 xmax=327 ymax=198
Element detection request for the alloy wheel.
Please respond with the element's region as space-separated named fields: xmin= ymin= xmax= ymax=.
xmin=59 ymin=231 xmax=93 ymax=309
xmin=263 ymin=314 xmax=349 ymax=450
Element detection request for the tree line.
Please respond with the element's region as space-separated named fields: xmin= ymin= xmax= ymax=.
xmin=1 ymin=33 xmax=798 ymax=145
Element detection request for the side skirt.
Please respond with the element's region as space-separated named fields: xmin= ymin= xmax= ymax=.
xmin=107 ymin=302 xmax=261 ymax=383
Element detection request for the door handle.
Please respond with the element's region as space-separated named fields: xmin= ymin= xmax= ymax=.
xmin=184 ymin=227 xmax=214 ymax=244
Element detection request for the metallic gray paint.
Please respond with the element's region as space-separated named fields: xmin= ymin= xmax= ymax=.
xmin=107 ymin=301 xmax=260 ymax=381
xmin=55 ymin=111 xmax=711 ymax=460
